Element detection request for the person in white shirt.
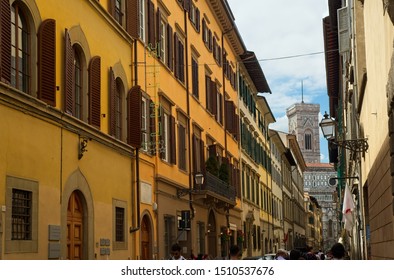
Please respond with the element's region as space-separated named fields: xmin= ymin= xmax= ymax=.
xmin=169 ymin=243 xmax=186 ymax=260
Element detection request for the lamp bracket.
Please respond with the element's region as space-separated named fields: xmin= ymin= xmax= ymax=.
xmin=333 ymin=138 xmax=369 ymax=153
xmin=177 ymin=189 xmax=190 ymax=198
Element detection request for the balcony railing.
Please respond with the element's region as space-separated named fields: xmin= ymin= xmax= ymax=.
xmin=197 ymin=171 xmax=236 ymax=203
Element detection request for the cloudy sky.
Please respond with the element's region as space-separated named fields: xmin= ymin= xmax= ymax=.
xmin=226 ymin=0 xmax=330 ymax=162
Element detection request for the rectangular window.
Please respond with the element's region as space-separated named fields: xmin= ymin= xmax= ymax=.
xmin=113 ymin=199 xmax=127 ymax=250
xmin=159 ymin=19 xmax=166 ymax=62
xmin=141 ymin=97 xmax=148 ymax=151
xmin=115 ymin=207 xmax=125 ymax=242
xmin=216 ymin=91 xmax=222 ymax=124
xmin=6 ymin=177 xmax=38 ymax=253
xmin=174 ymin=34 xmax=185 ymax=83
xmin=164 ymin=215 xmax=175 ymax=258
xmin=192 ymin=57 xmax=199 ymax=98
xmin=115 ymin=0 xmax=124 ymax=25
xmin=12 ymin=189 xmax=32 ymax=240
xmin=162 ymin=112 xmax=170 ymax=162
xmin=139 ymin=0 xmax=145 ymax=42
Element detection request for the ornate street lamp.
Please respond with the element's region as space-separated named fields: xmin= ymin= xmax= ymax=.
xmin=319 ymin=112 xmax=369 ymax=153
xmin=177 ymin=173 xmax=204 ymax=197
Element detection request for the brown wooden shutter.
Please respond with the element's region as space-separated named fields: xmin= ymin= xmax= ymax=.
xmin=213 ymin=38 xmax=217 ymax=60
xmin=156 ymin=7 xmax=161 ymax=45
xmin=126 ymin=0 xmax=138 ymax=38
xmin=211 ymin=80 xmax=217 ymax=115
xmin=202 ymin=19 xmax=206 ymax=42
xmin=64 ymin=29 xmax=75 ymax=115
xmin=174 ymin=33 xmax=179 ymax=79
xmin=180 ymin=42 xmax=185 ymax=83
xmin=178 ymin=124 xmax=186 ymax=169
xmin=166 ymin=24 xmax=173 ymax=70
xmin=127 ymin=85 xmax=142 ymax=147
xmin=195 ymin=8 xmax=200 ymax=32
xmin=218 ymin=93 xmax=223 ymax=124
xmin=108 ymin=0 xmax=115 ymax=17
xmin=183 ymin=0 xmax=190 ymax=11
xmin=208 ymin=29 xmax=212 ymax=50
xmin=234 ymin=113 xmax=240 ymax=141
xmin=38 ymin=19 xmax=56 ymax=106
xmin=200 ymin=139 xmax=205 ymax=172
xmin=205 ymin=76 xmax=211 ymax=111
xmin=0 ymin=0 xmax=11 ymax=84
xmin=229 ymin=162 xmax=234 ymax=187
xmin=235 ymin=167 xmax=240 ymax=197
xmin=109 ymin=68 xmax=116 ymax=136
xmin=192 ymin=134 xmax=197 ymax=174
xmin=149 ymin=99 xmax=156 ymax=155
xmin=88 ymin=56 xmax=101 ymax=128
xmin=170 ymin=115 xmax=176 ymax=164
xmin=225 ymin=100 xmax=234 ymax=132
xmin=147 ymin=0 xmax=155 ymax=46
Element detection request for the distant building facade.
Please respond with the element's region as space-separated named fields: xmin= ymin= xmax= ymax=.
xmin=287 ymin=102 xmax=339 ymax=252
xmin=304 ymin=163 xmax=338 ymax=251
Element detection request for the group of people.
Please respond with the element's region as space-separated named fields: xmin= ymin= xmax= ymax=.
xmin=169 ymin=242 xmax=348 ymax=260
xmin=277 ymin=242 xmax=348 ymax=260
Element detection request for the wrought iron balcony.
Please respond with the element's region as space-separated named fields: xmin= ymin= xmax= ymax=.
xmin=197 ymin=171 xmax=236 ymax=205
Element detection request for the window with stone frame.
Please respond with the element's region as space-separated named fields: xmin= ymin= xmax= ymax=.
xmin=5 ymin=176 xmax=38 ymax=253
xmin=159 ymin=95 xmax=176 ymax=164
xmin=112 ymin=199 xmax=127 ymax=250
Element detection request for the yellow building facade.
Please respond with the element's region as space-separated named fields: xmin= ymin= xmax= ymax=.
xmin=0 ymin=0 xmax=280 ymax=260
xmin=0 ymin=0 xmax=138 ymax=259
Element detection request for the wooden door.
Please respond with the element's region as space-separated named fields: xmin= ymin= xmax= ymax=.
xmin=67 ymin=191 xmax=83 ymax=260
xmin=141 ymin=216 xmax=150 ymax=260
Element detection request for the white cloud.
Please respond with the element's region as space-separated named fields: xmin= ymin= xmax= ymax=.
xmin=269 ymin=115 xmax=288 ymax=133
xmin=227 ymin=0 xmax=330 ymax=162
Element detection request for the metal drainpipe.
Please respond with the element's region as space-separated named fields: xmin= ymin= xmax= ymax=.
xmin=183 ymin=7 xmax=194 ymax=221
xmin=130 ymin=40 xmax=141 ymax=234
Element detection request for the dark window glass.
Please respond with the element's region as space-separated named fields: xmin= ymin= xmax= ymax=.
xmin=74 ymin=49 xmax=82 ymax=119
xmin=115 ymin=207 xmax=125 ymax=242
xmin=12 ymin=189 xmax=32 ymax=240
xmin=11 ymin=5 xmax=30 ymax=93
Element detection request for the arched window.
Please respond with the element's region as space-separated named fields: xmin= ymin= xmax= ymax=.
xmin=305 ymin=132 xmax=312 ymax=150
xmin=11 ymin=4 xmax=30 ymax=93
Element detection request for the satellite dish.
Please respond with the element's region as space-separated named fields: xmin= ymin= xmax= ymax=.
xmin=328 ymin=177 xmax=337 ymax=186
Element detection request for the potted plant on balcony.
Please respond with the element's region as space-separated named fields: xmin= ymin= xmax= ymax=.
xmin=205 ymin=156 xmax=219 ymax=176
xmin=218 ymin=162 xmax=229 ymax=183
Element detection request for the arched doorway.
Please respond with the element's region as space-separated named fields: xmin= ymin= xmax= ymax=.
xmin=207 ymin=210 xmax=217 ymax=258
xmin=67 ymin=191 xmax=84 ymax=259
xmin=140 ymin=215 xmax=152 ymax=260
